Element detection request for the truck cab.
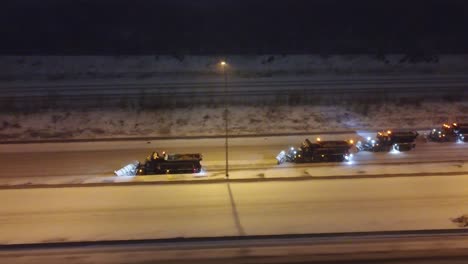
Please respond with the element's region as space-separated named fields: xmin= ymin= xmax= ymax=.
xmin=428 ymin=123 xmax=459 ymax=142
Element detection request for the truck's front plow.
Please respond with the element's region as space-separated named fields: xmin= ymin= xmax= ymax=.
xmin=276 ymin=147 xmax=298 ymax=164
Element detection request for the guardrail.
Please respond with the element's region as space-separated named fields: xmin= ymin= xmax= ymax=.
xmin=1 ymin=228 xmax=468 ymax=249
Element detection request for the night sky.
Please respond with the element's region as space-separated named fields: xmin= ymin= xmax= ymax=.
xmin=1 ymin=0 xmax=468 ymax=54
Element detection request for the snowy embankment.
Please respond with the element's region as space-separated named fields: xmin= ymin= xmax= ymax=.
xmin=0 ymin=54 xmax=467 ymax=141
xmin=0 ymin=102 xmax=467 ymax=141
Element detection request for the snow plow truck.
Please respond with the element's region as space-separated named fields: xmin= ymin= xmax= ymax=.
xmin=276 ymin=138 xmax=353 ymax=164
xmin=115 ymin=151 xmax=202 ymax=176
xmin=428 ymin=123 xmax=468 ymax=142
xmin=357 ymin=130 xmax=418 ymax=152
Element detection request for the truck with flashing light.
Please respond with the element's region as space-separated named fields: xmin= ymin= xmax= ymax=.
xmin=276 ymin=138 xmax=354 ymax=164
xmin=428 ymin=123 xmax=468 ymax=142
xmin=428 ymin=123 xmax=459 ymax=142
xmin=115 ymin=151 xmax=202 ymax=176
xmin=356 ymin=130 xmax=418 ymax=152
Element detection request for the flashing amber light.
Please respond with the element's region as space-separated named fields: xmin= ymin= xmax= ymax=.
xmin=317 ymin=137 xmax=321 ymax=142
xmin=387 ymin=130 xmax=392 ymax=134
xmin=453 ymin=123 xmax=458 ymax=126
xmin=349 ymin=139 xmax=354 ymax=144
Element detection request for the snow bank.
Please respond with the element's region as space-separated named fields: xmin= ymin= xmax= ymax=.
xmin=0 ymin=102 xmax=467 ymax=141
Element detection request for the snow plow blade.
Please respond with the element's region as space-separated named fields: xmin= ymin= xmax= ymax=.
xmin=276 ymin=150 xmax=286 ymax=165
xmin=114 ymin=161 xmax=140 ymax=176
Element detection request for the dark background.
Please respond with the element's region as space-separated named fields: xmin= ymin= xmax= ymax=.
xmin=1 ymin=0 xmax=467 ymax=55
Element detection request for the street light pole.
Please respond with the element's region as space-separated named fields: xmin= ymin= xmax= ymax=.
xmin=221 ymin=61 xmax=229 ymax=179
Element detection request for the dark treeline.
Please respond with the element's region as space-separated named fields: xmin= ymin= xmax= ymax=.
xmin=1 ymin=0 xmax=467 ymax=55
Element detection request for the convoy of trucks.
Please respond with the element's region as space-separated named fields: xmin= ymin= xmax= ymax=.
xmin=114 ymin=123 xmax=465 ymax=176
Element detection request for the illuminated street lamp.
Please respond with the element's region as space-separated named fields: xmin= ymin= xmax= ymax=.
xmin=220 ymin=61 xmax=229 ymax=179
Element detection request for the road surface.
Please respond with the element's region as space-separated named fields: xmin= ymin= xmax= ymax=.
xmin=3 ymin=75 xmax=468 ymax=97
xmin=0 ymin=135 xmax=466 ymax=179
xmin=1 ymin=75 xmax=467 ymax=110
xmin=1 ymin=175 xmax=468 ymax=244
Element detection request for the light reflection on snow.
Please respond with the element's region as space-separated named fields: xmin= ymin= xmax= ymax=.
xmin=193 ymin=168 xmax=208 ymax=177
xmin=113 ymin=175 xmax=136 ymax=183
xmin=457 ymin=137 xmax=465 ymax=144
xmin=389 ymin=148 xmax=401 ymax=155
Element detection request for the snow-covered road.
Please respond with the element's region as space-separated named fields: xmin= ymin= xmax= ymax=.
xmin=0 ymin=134 xmax=466 ymax=182
xmin=0 ymin=135 xmax=467 ymax=245
xmin=1 ymin=175 xmax=468 ymax=244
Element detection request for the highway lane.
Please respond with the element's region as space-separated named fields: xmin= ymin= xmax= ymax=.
xmin=1 ymin=175 xmax=468 ymax=244
xmin=2 ymin=75 xmax=468 ymax=97
xmin=0 ymin=135 xmax=467 ymax=178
